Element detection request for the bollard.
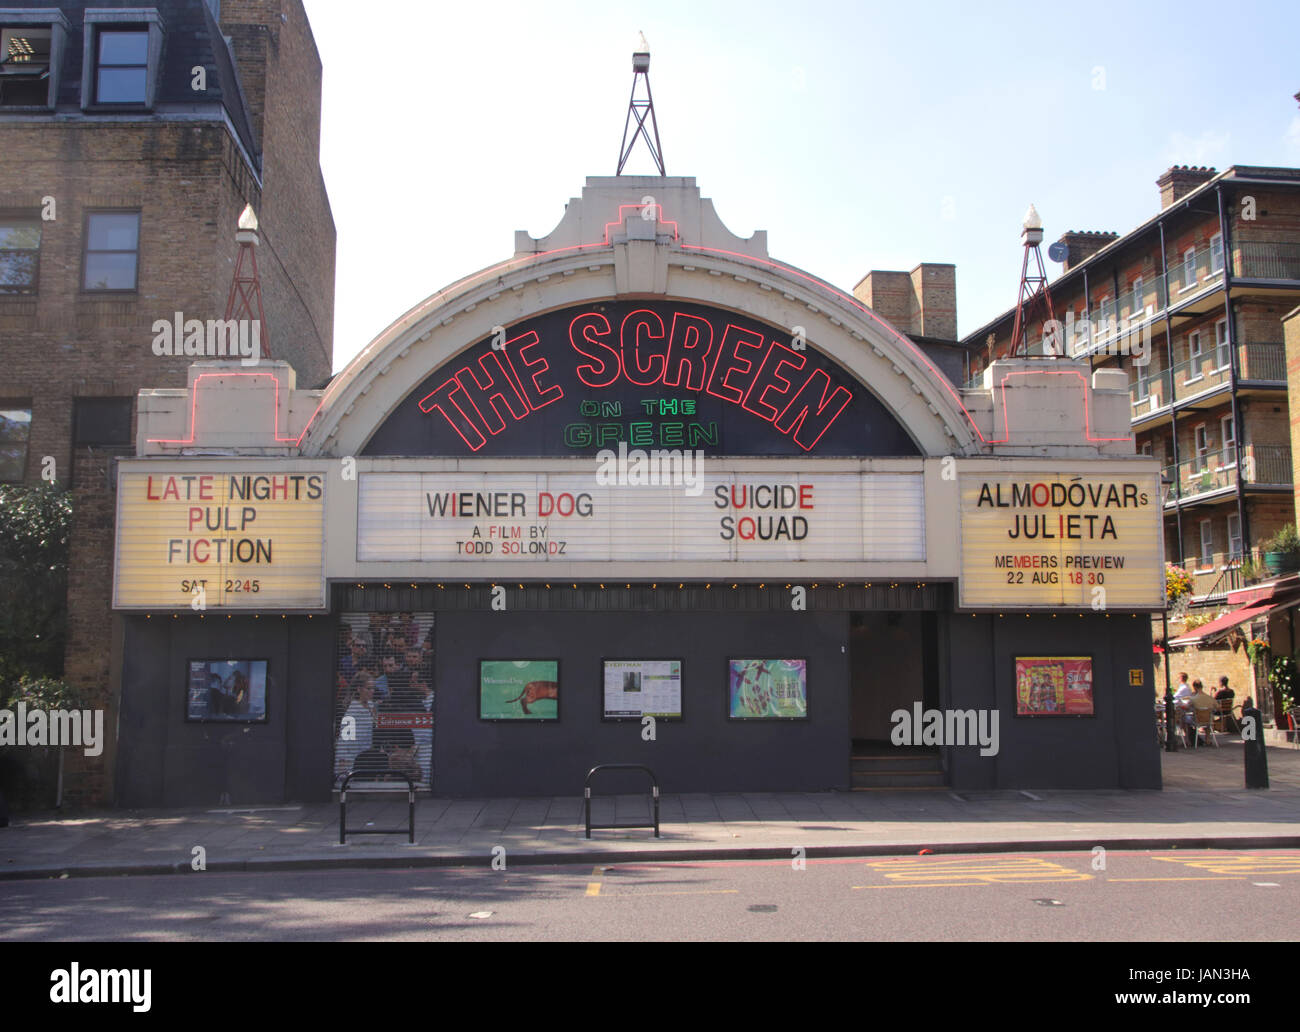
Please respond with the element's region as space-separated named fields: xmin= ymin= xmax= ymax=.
xmin=1241 ymin=700 xmax=1269 ymax=790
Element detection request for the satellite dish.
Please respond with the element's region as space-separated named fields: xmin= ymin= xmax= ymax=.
xmin=1047 ymin=241 xmax=1069 ymax=263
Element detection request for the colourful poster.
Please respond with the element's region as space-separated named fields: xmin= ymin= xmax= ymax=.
xmin=480 ymin=660 xmax=560 ymax=720
xmin=728 ymin=659 xmax=807 ymax=719
xmin=1015 ymin=656 xmax=1094 ymax=716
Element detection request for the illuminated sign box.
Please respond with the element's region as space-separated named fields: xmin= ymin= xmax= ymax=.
xmin=356 ymin=471 xmax=924 ymax=563
xmin=114 ymin=469 xmax=327 ymax=610
xmin=958 ymin=471 xmax=1163 ymax=610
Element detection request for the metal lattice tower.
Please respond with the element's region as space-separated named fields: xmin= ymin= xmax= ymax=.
xmin=225 ymin=203 xmax=271 ymax=359
xmin=1009 ymin=203 xmax=1057 ymax=358
xmin=616 ymin=32 xmax=665 ymax=176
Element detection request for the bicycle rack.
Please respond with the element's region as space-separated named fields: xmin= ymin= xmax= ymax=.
xmin=584 ymin=764 xmax=660 ymax=839
xmin=338 ymin=769 xmax=416 ymax=844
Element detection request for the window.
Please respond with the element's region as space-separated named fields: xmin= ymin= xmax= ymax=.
xmin=73 ymin=397 xmax=132 ymax=447
xmin=1140 ymin=441 xmax=1153 ymax=457
xmin=1220 ymin=415 xmax=1236 ymax=468
xmin=1212 ymin=320 xmax=1229 ymax=368
xmin=0 ymin=405 xmax=31 ymax=481
xmin=1210 ymin=233 xmax=1224 ymax=275
xmin=1186 ymin=330 xmax=1203 ymax=382
xmin=0 ymin=213 xmax=41 ymax=293
xmin=1182 ymin=247 xmax=1196 ymax=291
xmin=94 ymin=28 xmax=148 ymax=103
xmin=1227 ymin=513 xmax=1242 ymax=560
xmin=1199 ymin=520 xmax=1214 ymax=567
xmin=1131 ymin=277 xmax=1144 ymax=318
xmin=1134 ymin=362 xmax=1150 ymax=402
xmin=0 ymin=24 xmax=51 ymax=106
xmin=83 ymin=211 xmax=140 ymax=291
xmin=1193 ymin=424 xmax=1209 ymax=472
xmin=80 ymin=9 xmax=164 ymax=111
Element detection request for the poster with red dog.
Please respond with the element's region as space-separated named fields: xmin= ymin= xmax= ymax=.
xmin=480 ymin=660 xmax=560 ymax=720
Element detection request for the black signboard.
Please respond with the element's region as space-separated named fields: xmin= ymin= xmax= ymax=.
xmin=362 ymin=300 xmax=918 ymax=457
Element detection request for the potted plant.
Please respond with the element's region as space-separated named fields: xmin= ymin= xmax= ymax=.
xmin=1262 ymin=524 xmax=1300 ymax=576
xmin=1238 ymin=556 xmax=1262 ymax=585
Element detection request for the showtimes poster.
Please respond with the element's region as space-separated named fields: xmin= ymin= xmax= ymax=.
xmin=603 ymin=660 xmax=682 ymax=719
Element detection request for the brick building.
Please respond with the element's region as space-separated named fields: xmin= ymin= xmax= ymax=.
xmin=0 ymin=0 xmax=335 ymax=804
xmin=963 ymin=165 xmax=1300 ymax=604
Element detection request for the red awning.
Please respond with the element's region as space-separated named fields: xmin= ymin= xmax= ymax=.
xmin=1167 ymin=602 xmax=1275 ymax=647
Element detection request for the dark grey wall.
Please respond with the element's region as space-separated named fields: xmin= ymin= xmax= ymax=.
xmin=116 ymin=614 xmax=334 ymax=807
xmin=432 ymin=609 xmax=851 ymax=796
xmin=943 ymin=613 xmax=1161 ymax=790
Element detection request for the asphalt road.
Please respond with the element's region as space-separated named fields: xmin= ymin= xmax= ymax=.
xmin=1 ymin=848 xmax=1296 ymax=942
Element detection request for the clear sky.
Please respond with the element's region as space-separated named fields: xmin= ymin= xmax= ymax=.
xmin=302 ymin=0 xmax=1300 ymax=374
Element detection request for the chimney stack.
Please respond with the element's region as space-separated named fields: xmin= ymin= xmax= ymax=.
xmin=1157 ymin=165 xmax=1217 ymax=209
xmin=853 ymin=263 xmax=956 ymax=340
xmin=1054 ymin=230 xmax=1119 ymax=272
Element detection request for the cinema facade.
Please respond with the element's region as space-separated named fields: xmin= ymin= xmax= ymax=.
xmin=110 ymin=177 xmax=1165 ymax=806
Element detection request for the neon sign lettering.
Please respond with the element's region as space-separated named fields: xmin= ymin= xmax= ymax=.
xmin=415 ymin=305 xmax=854 ymax=453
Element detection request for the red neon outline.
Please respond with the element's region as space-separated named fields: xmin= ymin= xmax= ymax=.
xmin=416 ymin=376 xmax=487 ymax=452
xmin=704 ymin=323 xmax=766 ymax=405
xmin=603 ymin=203 xmax=680 ymax=244
xmin=568 ymin=311 xmax=619 ymax=388
xmin=663 ymin=311 xmax=713 ymax=390
xmin=743 ymin=339 xmax=801 ymax=422
xmin=773 ymin=368 xmax=855 ymax=452
xmin=988 ymin=369 xmax=1131 ymax=445
xmin=619 ymin=308 xmax=668 ymax=386
xmin=188 ymin=199 xmax=1126 ymax=455
xmin=147 ymin=372 xmax=306 ymax=444
xmin=502 ymin=330 xmax=564 ymax=410
xmin=452 ymin=351 xmax=531 ymax=436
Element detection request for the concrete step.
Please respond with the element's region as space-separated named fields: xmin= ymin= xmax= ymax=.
xmin=850 ymin=769 xmax=947 ymax=789
xmin=851 ymin=754 xmax=941 ymax=773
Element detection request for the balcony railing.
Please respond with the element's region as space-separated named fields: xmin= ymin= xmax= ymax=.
xmin=1236 ymin=240 xmax=1300 ymax=281
xmin=1237 ymin=342 xmax=1286 ymax=382
xmin=1168 ymin=242 xmax=1225 ymax=297
xmin=1163 ymin=444 xmax=1293 ymax=503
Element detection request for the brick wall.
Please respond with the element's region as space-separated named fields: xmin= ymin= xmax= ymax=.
xmin=0 ymin=7 xmax=334 ymax=802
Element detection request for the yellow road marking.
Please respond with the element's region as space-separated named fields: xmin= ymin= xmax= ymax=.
xmin=593 ymin=889 xmax=740 ymax=898
xmin=1108 ymin=876 xmax=1243 ymax=882
xmin=585 ymin=865 xmax=601 ymax=896
xmin=862 ymin=856 xmax=1091 ymax=886
xmin=1151 ymin=855 xmax=1300 ymax=876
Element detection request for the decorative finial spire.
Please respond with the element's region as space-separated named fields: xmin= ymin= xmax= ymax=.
xmin=1009 ymin=203 xmax=1056 ymax=358
xmin=617 ymin=31 xmax=665 ymax=176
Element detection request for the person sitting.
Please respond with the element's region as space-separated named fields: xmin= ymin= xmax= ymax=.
xmin=1213 ymin=676 xmax=1237 ymax=733
xmin=1189 ymin=680 xmax=1216 ymax=746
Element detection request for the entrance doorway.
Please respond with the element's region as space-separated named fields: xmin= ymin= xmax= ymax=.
xmin=848 ymin=612 xmax=943 ymax=788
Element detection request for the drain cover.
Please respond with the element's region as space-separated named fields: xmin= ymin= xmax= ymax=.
xmin=747 ymin=904 xmax=778 ymax=913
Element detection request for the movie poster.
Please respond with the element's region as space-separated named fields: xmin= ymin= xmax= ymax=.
xmin=728 ymin=659 xmax=807 ymax=719
xmin=1015 ymin=656 xmax=1094 ymax=716
xmin=480 ymin=660 xmax=560 ymax=720
xmin=186 ymin=659 xmax=269 ymax=722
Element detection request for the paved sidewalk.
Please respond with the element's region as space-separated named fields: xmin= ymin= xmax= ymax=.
xmin=2 ymin=741 xmax=1298 ymax=880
